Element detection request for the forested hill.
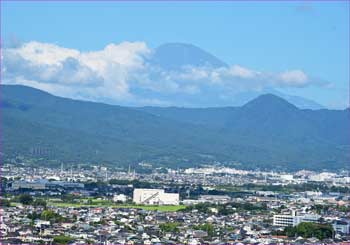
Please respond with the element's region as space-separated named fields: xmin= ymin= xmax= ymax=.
xmin=2 ymin=84 xmax=350 ymax=171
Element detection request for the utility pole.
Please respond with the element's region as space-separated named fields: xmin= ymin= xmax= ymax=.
xmin=70 ymin=166 xmax=73 ymax=181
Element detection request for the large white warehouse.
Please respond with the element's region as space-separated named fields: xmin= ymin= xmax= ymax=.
xmin=133 ymin=188 xmax=179 ymax=205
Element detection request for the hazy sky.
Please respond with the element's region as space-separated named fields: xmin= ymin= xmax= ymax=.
xmin=2 ymin=1 xmax=349 ymax=108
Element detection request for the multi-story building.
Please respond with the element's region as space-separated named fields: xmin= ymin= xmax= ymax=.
xmin=333 ymin=220 xmax=350 ymax=234
xmin=11 ymin=180 xmax=47 ymax=190
xmin=11 ymin=179 xmax=84 ymax=191
xmin=273 ymin=211 xmax=320 ymax=227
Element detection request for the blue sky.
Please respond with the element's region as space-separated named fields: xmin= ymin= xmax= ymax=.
xmin=2 ymin=1 xmax=349 ymax=108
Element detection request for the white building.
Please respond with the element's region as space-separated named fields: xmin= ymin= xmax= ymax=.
xmin=11 ymin=180 xmax=47 ymax=190
xmin=133 ymin=188 xmax=179 ymax=205
xmin=309 ymin=172 xmax=336 ymax=182
xmin=280 ymin=174 xmax=293 ymax=181
xmin=273 ymin=211 xmax=320 ymax=227
xmin=113 ymin=194 xmax=128 ymax=203
xmin=333 ymin=220 xmax=350 ymax=234
xmin=198 ymin=195 xmax=231 ymax=204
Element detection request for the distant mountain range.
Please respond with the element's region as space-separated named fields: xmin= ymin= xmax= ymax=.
xmin=3 ymin=42 xmax=326 ymax=109
xmin=149 ymin=43 xmax=229 ymax=70
xmin=2 ymin=85 xmax=349 ymax=171
xmin=145 ymin=43 xmax=325 ymax=109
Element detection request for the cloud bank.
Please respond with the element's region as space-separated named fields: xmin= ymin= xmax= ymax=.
xmin=2 ymin=41 xmax=328 ymax=106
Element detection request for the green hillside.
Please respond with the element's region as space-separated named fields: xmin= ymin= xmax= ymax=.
xmin=2 ymin=85 xmax=350 ymax=170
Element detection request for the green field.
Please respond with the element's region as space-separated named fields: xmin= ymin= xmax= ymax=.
xmin=47 ymin=201 xmax=186 ymax=212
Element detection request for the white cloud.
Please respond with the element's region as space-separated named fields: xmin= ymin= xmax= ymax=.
xmin=149 ymin=65 xmax=319 ymax=92
xmin=3 ymin=41 xmax=150 ymax=103
xmin=279 ymin=70 xmax=308 ymax=86
xmin=10 ymin=41 xmax=80 ymax=65
xmin=2 ymin=41 xmax=328 ymax=106
xmin=227 ymin=65 xmax=257 ymax=79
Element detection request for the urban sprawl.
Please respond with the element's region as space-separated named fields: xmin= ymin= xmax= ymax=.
xmin=1 ymin=164 xmax=350 ymax=244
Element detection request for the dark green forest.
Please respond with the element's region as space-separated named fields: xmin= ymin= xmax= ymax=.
xmin=2 ymin=85 xmax=350 ymax=170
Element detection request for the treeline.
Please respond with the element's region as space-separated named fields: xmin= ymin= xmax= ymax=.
xmin=28 ymin=210 xmax=69 ymax=223
xmin=242 ymin=183 xmax=350 ymax=193
xmin=0 ymin=194 xmax=47 ymax=207
xmin=184 ymin=202 xmax=268 ymax=215
xmin=273 ymin=222 xmax=333 ymax=240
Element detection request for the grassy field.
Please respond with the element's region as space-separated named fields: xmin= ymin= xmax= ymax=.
xmin=47 ymin=201 xmax=186 ymax=211
xmin=116 ymin=204 xmax=186 ymax=211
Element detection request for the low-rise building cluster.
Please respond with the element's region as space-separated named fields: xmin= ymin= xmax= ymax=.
xmin=1 ymin=163 xmax=349 ymax=244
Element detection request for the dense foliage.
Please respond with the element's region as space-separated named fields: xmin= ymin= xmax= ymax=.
xmin=0 ymin=199 xmax=11 ymax=207
xmin=241 ymin=183 xmax=350 ymax=193
xmin=284 ymin=222 xmax=333 ymax=240
xmin=41 ymin=210 xmax=66 ymax=223
xmin=3 ymin=85 xmax=350 ymax=171
xmin=193 ymin=223 xmax=215 ymax=237
xmin=159 ymin=222 xmax=180 ymax=233
xmin=185 ymin=202 xmax=267 ymax=214
xmin=33 ymin=199 xmax=47 ymax=208
xmin=19 ymin=194 xmax=34 ymax=205
xmin=52 ymin=235 xmax=74 ymax=244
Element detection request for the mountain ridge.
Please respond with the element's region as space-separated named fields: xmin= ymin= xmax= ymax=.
xmin=3 ymin=42 xmax=326 ymax=109
xmin=149 ymin=43 xmax=325 ymax=109
xmin=2 ymin=84 xmax=349 ymax=171
xmin=150 ymin=42 xmax=229 ymax=70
